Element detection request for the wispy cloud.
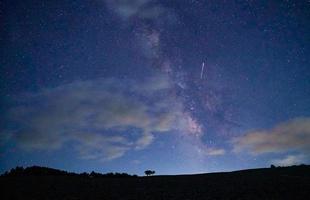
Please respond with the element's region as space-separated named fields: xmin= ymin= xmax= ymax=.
xmin=205 ymin=148 xmax=226 ymax=156
xmin=1 ymin=75 xmax=201 ymax=161
xmin=104 ymin=0 xmax=166 ymax=21
xmin=232 ymin=118 xmax=310 ymax=157
xmin=271 ymin=154 xmax=306 ymax=166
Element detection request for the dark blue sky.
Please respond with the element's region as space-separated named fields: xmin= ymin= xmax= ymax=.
xmin=1 ymin=0 xmax=310 ymax=175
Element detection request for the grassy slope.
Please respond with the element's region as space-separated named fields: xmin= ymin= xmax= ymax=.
xmin=1 ymin=165 xmax=310 ymax=200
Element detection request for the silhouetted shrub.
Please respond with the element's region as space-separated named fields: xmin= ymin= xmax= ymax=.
xmin=80 ymin=172 xmax=89 ymax=177
xmin=105 ymin=172 xmax=114 ymax=177
xmin=144 ymin=170 xmax=155 ymax=176
xmin=9 ymin=166 xmax=24 ymax=176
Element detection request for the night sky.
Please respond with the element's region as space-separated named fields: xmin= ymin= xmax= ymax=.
xmin=1 ymin=0 xmax=309 ymax=175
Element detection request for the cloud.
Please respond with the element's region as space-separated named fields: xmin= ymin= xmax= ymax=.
xmin=1 ymin=75 xmax=201 ymax=161
xmin=104 ymin=0 xmax=165 ymax=21
xmin=135 ymin=133 xmax=154 ymax=149
xmin=131 ymin=159 xmax=141 ymax=165
xmin=232 ymin=117 xmax=310 ymax=156
xmin=205 ymin=148 xmax=226 ymax=156
xmin=72 ymin=132 xmax=131 ymax=160
xmin=271 ymin=154 xmax=306 ymax=166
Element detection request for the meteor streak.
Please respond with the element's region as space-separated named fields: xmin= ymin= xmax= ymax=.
xmin=200 ymin=62 xmax=205 ymax=79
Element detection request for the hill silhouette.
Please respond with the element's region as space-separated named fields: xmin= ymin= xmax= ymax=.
xmin=1 ymin=166 xmax=137 ymax=178
xmin=1 ymin=165 xmax=310 ymax=200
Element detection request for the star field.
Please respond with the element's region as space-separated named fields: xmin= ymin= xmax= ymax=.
xmin=1 ymin=0 xmax=309 ymax=175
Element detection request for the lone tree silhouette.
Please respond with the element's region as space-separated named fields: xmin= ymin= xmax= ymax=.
xmin=144 ymin=170 xmax=155 ymax=176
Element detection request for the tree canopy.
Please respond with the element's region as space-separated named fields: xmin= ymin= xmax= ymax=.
xmin=144 ymin=170 xmax=155 ymax=176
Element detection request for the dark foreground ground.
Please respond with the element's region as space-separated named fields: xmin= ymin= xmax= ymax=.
xmin=1 ymin=165 xmax=310 ymax=200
